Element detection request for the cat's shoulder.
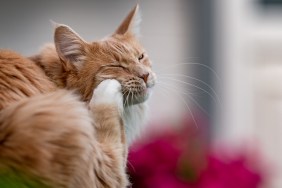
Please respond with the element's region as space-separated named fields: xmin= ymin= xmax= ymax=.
xmin=29 ymin=43 xmax=59 ymax=64
xmin=0 ymin=49 xmax=26 ymax=60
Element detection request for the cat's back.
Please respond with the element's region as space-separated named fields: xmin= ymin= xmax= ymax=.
xmin=0 ymin=50 xmax=56 ymax=110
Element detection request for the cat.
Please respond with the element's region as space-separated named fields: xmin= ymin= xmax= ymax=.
xmin=0 ymin=4 xmax=156 ymax=188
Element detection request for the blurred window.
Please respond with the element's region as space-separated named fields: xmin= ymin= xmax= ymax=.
xmin=259 ymin=0 xmax=282 ymax=6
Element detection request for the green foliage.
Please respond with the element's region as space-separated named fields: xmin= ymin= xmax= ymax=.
xmin=0 ymin=168 xmax=49 ymax=188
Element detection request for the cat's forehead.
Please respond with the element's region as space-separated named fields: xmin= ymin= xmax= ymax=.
xmin=97 ymin=35 xmax=143 ymax=54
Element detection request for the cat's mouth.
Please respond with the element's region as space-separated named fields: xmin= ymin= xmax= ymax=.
xmin=121 ymin=79 xmax=153 ymax=106
xmin=96 ymin=67 xmax=155 ymax=105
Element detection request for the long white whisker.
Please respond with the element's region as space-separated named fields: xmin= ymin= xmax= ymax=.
xmin=156 ymin=62 xmax=221 ymax=83
xmin=159 ymin=83 xmax=209 ymax=116
xmin=130 ymin=89 xmax=133 ymax=106
xmin=157 ymin=85 xmax=198 ymax=129
xmin=157 ymin=74 xmax=221 ymax=104
xmin=156 ymin=82 xmax=201 ymax=95
xmin=156 ymin=81 xmax=196 ymax=95
xmin=158 ymin=77 xmax=219 ymax=105
xmin=125 ymin=90 xmax=130 ymax=107
xmin=122 ymin=90 xmax=129 ymax=107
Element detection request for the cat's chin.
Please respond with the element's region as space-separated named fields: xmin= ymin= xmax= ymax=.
xmin=124 ymin=88 xmax=152 ymax=106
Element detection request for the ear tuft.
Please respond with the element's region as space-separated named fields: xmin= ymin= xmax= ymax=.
xmin=50 ymin=20 xmax=60 ymax=28
xmin=115 ymin=4 xmax=141 ymax=37
xmin=54 ymin=24 xmax=86 ymax=70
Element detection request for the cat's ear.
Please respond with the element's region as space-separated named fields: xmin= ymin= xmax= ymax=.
xmin=54 ymin=24 xmax=87 ymax=70
xmin=114 ymin=4 xmax=141 ymax=37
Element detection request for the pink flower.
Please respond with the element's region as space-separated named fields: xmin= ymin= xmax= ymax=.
xmin=128 ymin=116 xmax=265 ymax=188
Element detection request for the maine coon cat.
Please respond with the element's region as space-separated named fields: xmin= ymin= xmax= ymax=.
xmin=0 ymin=4 xmax=156 ymax=188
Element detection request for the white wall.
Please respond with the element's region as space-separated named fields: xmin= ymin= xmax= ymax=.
xmin=214 ymin=0 xmax=282 ymax=187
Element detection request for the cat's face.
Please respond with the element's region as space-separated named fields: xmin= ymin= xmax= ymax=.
xmin=54 ymin=5 xmax=156 ymax=105
xmin=91 ymin=35 xmax=156 ymax=105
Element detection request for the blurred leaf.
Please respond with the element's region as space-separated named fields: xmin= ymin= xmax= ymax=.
xmin=0 ymin=168 xmax=49 ymax=188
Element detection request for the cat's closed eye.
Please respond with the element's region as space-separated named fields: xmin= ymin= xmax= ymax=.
xmin=138 ymin=53 xmax=144 ymax=61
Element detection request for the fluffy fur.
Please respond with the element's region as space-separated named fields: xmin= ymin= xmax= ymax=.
xmin=0 ymin=4 xmax=156 ymax=188
xmin=31 ymin=5 xmax=156 ymax=144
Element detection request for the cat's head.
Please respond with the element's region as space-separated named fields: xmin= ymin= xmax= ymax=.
xmin=54 ymin=5 xmax=156 ymax=105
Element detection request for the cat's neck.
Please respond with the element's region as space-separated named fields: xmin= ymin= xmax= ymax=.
xmin=29 ymin=44 xmax=67 ymax=88
xmin=29 ymin=44 xmax=94 ymax=101
xmin=123 ymin=103 xmax=148 ymax=145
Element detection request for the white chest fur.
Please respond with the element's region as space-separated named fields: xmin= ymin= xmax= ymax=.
xmin=123 ymin=103 xmax=148 ymax=145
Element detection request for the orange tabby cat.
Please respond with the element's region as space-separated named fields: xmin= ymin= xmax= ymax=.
xmin=0 ymin=5 xmax=156 ymax=188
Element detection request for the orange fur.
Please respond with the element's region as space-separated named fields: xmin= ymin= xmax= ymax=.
xmin=0 ymin=50 xmax=56 ymax=110
xmin=0 ymin=4 xmax=155 ymax=188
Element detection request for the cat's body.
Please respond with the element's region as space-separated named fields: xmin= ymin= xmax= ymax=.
xmin=0 ymin=49 xmax=128 ymax=188
xmin=0 ymin=5 xmax=156 ymax=188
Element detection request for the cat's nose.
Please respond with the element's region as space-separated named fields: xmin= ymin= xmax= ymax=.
xmin=140 ymin=73 xmax=149 ymax=84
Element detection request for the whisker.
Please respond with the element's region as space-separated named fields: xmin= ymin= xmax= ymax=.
xmin=157 ymin=77 xmax=220 ymax=105
xmin=130 ymin=88 xmax=133 ymax=106
xmin=164 ymin=89 xmax=198 ymax=129
xmin=122 ymin=90 xmax=129 ymax=107
xmin=157 ymin=74 xmax=221 ymax=104
xmin=127 ymin=161 xmax=136 ymax=173
xmin=152 ymin=83 xmax=174 ymax=100
xmin=125 ymin=90 xmax=130 ymax=107
xmin=155 ymin=62 xmax=221 ymax=83
xmin=155 ymin=81 xmax=196 ymax=95
xmin=156 ymin=81 xmax=196 ymax=97
xmin=159 ymin=83 xmax=209 ymax=116
xmin=157 ymin=85 xmax=198 ymax=129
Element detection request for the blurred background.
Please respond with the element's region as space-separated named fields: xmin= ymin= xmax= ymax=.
xmin=1 ymin=0 xmax=282 ymax=187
